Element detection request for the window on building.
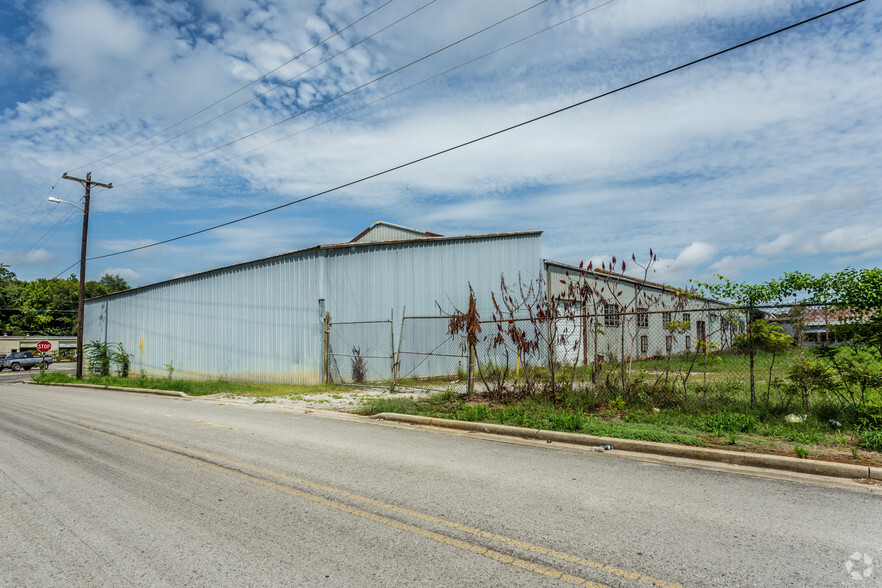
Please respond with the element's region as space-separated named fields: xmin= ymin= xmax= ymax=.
xmin=640 ymin=335 xmax=649 ymax=354
xmin=682 ymin=313 xmax=691 ymax=324
xmin=604 ymin=304 xmax=620 ymax=327
xmin=685 ymin=335 xmax=691 ymax=350
xmin=665 ymin=335 xmax=673 ymax=353
xmin=637 ymin=307 xmax=649 ymax=329
xmin=662 ymin=312 xmax=672 ymax=328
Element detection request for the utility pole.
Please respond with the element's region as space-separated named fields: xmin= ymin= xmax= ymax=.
xmin=61 ymin=172 xmax=112 ymax=379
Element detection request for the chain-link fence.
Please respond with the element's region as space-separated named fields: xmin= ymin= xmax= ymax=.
xmin=393 ymin=316 xmax=470 ymax=392
xmin=327 ymin=319 xmax=394 ymax=384
xmin=388 ymin=304 xmax=879 ymax=412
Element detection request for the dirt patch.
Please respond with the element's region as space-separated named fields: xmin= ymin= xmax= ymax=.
xmin=199 ymin=386 xmax=435 ymax=411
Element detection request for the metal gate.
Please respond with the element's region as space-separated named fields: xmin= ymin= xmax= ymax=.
xmin=326 ymin=319 xmax=394 ymax=384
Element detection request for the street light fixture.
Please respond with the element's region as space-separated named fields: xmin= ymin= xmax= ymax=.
xmin=47 ymin=196 xmax=84 ymax=212
xmin=52 ymin=172 xmax=112 ymax=379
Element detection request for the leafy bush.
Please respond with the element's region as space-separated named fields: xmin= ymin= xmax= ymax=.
xmin=111 ymin=343 xmax=132 ymax=377
xmin=84 ymin=341 xmax=111 ymax=377
xmin=703 ymin=412 xmax=756 ymax=436
xmin=851 ymin=403 xmax=882 ymax=428
xmin=858 ymin=427 xmax=882 ymax=452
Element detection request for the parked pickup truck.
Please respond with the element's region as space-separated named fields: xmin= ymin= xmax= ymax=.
xmin=0 ymin=351 xmax=53 ymax=371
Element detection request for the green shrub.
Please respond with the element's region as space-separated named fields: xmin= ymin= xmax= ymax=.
xmin=455 ymin=404 xmax=495 ymax=422
xmin=857 ymin=427 xmax=882 ymax=452
xmin=851 ymin=403 xmax=882 ymax=428
xmin=704 ymin=412 xmax=756 ymax=436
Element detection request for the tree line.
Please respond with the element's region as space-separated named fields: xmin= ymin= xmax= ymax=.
xmin=0 ymin=267 xmax=130 ymax=336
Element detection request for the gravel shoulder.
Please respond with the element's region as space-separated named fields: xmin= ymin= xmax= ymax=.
xmin=194 ymin=386 xmax=433 ymax=411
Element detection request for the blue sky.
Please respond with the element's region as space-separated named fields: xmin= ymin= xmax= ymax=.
xmin=1 ymin=0 xmax=879 ymax=290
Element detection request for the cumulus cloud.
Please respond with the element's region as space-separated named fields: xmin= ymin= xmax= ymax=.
xmin=0 ymin=0 xmax=879 ymax=287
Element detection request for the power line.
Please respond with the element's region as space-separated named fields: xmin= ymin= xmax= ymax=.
xmin=7 ymin=198 xmax=81 ymax=269
xmin=53 ymin=260 xmax=81 ymax=280
xmin=83 ymin=0 xmax=865 ymax=264
xmin=0 ymin=175 xmax=66 ymax=254
xmin=101 ymin=0 xmax=619 ymax=202
xmin=67 ymin=0 xmax=402 ymax=174
xmin=110 ymin=0 xmax=550 ymax=186
xmin=91 ymin=0 xmax=442 ymax=175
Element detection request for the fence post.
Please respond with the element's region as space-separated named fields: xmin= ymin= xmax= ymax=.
xmin=323 ymin=311 xmax=330 ymax=384
xmin=620 ymin=314 xmax=628 ymax=400
xmin=467 ymin=340 xmax=475 ymax=394
xmin=389 ymin=313 xmax=395 ymax=392
xmin=748 ymin=305 xmax=756 ymax=407
xmin=392 ymin=309 xmax=406 ymax=391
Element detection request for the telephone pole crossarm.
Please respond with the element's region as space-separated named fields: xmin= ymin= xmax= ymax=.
xmin=62 ymin=173 xmax=113 ymax=190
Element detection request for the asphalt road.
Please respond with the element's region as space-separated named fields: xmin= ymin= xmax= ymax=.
xmin=1 ymin=383 xmax=879 ymax=587
xmin=0 ymin=361 xmax=75 ymax=383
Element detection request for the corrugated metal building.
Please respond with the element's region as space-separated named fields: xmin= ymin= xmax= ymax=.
xmin=545 ymin=260 xmax=733 ymax=362
xmin=84 ymin=225 xmax=542 ymax=384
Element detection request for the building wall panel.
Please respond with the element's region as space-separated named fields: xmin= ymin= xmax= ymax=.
xmin=84 ymin=233 xmax=541 ymax=384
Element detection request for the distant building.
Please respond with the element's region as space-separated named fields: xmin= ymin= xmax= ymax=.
xmin=0 ymin=336 xmax=76 ymax=357
xmin=768 ymin=307 xmax=863 ymax=345
xmin=545 ymin=260 xmax=732 ymax=363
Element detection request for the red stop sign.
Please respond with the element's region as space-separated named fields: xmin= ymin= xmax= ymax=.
xmin=36 ymin=341 xmax=52 ymax=353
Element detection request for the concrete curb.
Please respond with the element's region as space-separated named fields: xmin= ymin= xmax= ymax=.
xmin=23 ymin=380 xmax=188 ymax=398
xmin=373 ymin=413 xmax=880 ymax=481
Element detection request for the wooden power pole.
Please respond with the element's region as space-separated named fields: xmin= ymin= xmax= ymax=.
xmin=61 ymin=172 xmax=113 ymax=379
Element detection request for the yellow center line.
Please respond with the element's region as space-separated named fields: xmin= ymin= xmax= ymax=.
xmin=21 ymin=408 xmax=682 ymax=588
xmin=189 ymin=419 xmax=236 ymax=429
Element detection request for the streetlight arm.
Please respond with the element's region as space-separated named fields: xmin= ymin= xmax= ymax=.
xmin=48 ymin=196 xmax=84 ymax=213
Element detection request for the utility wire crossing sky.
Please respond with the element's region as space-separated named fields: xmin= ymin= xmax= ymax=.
xmin=0 ymin=0 xmax=879 ymax=289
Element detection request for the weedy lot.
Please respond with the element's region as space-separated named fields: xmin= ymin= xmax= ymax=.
xmin=31 ymin=367 xmax=882 ymax=468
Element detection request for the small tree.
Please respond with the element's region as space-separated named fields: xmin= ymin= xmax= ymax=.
xmin=84 ymin=341 xmax=111 ymax=377
xmin=351 ymin=346 xmax=367 ymax=384
xmin=110 ymin=343 xmax=133 ymax=378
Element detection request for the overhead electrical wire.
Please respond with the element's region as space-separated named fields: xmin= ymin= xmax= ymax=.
xmin=75 ymin=0 xmax=863 ymax=267
xmin=67 ymin=0 xmax=401 ymax=173
xmin=5 ymin=185 xmax=82 ymax=269
xmin=0 ymin=175 xmax=65 ymax=257
xmin=103 ymin=0 xmax=620 ymax=202
xmin=110 ymin=0 xmax=550 ymax=186
xmin=9 ymin=204 xmax=81 ymax=269
xmin=18 ymin=1 xmax=413 ymax=273
xmin=90 ymin=0 xmax=442 ymax=174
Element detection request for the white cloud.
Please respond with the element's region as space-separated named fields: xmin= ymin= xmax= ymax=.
xmin=0 ymin=0 xmax=879 ymax=287
xmin=651 ymin=242 xmax=716 ymax=285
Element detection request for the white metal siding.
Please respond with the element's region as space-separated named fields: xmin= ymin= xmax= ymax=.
xmin=84 ymin=233 xmax=540 ymax=384
xmin=352 ymin=224 xmax=429 ymax=243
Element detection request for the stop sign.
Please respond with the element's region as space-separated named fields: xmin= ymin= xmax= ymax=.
xmin=36 ymin=341 xmax=51 ymax=353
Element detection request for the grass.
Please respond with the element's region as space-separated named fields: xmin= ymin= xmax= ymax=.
xmin=33 ymin=370 xmax=882 ymax=465
xmin=356 ymin=387 xmax=882 ymax=465
xmin=30 ymin=371 xmax=338 ymax=397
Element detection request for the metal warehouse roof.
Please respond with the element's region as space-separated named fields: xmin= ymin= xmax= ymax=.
xmin=544 ymin=258 xmax=728 ymax=306
xmin=88 ymin=225 xmax=543 ymax=302
xmin=349 ymin=220 xmax=443 ymax=243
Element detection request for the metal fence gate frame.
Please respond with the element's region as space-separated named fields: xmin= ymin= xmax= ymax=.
xmin=325 ymin=317 xmax=395 ymax=385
